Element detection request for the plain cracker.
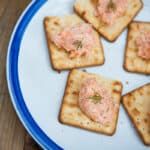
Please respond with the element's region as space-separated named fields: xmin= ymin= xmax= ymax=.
xmin=124 ymin=21 xmax=150 ymax=74
xmin=74 ymin=0 xmax=143 ymax=41
xmin=59 ymin=69 xmax=123 ymax=135
xmin=44 ymin=14 xmax=104 ymax=71
xmin=122 ymin=83 xmax=150 ymax=145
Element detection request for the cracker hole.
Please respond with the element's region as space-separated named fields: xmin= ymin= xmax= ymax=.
xmin=133 ymin=4 xmax=137 ymax=8
xmin=87 ymin=122 xmax=90 ymax=125
xmin=144 ymin=118 xmax=148 ymax=123
xmin=91 ymin=0 xmax=98 ymax=5
xmin=128 ymin=35 xmax=133 ymax=41
xmin=133 ymin=96 xmax=136 ymax=101
xmin=147 ymin=91 xmax=150 ymax=95
xmin=136 ymin=121 xmax=140 ymax=126
xmin=94 ymin=58 xmax=99 ymax=62
xmin=82 ymin=11 xmax=86 ymax=16
xmin=81 ymin=74 xmax=85 ymax=78
xmin=127 ymin=101 xmax=131 ymax=107
xmin=137 ymin=24 xmax=141 ymax=30
xmin=136 ymin=117 xmax=140 ymax=121
xmin=98 ymin=23 xmax=106 ymax=29
xmin=54 ymin=21 xmax=59 ymax=25
xmin=69 ymin=80 xmax=73 ymax=85
xmin=65 ymin=91 xmax=69 ymax=95
xmin=132 ymin=108 xmax=140 ymax=116
xmin=80 ymin=122 xmax=83 ymax=125
xmin=77 ymin=111 xmax=82 ymax=116
xmin=72 ymin=91 xmax=79 ymax=96
xmin=105 ymin=124 xmax=110 ymax=127
xmin=139 ymin=90 xmax=144 ymax=96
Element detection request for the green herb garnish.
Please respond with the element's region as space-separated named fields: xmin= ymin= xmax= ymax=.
xmin=88 ymin=92 xmax=102 ymax=104
xmin=73 ymin=40 xmax=83 ymax=50
xmin=107 ymin=0 xmax=116 ymax=11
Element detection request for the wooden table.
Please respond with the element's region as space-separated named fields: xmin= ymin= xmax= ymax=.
xmin=0 ymin=0 xmax=41 ymax=149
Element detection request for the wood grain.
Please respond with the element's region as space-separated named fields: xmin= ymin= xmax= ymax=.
xmin=0 ymin=0 xmax=41 ymax=149
xmin=0 ymin=95 xmax=25 ymax=150
xmin=24 ymin=134 xmax=42 ymax=150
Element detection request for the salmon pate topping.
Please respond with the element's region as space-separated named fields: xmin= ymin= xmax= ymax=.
xmin=51 ymin=23 xmax=96 ymax=58
xmin=95 ymin=0 xmax=127 ymax=25
xmin=79 ymin=78 xmax=118 ymax=125
xmin=136 ymin=31 xmax=150 ymax=60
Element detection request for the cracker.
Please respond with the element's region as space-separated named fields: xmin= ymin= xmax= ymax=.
xmin=74 ymin=0 xmax=143 ymax=41
xmin=122 ymin=83 xmax=150 ymax=145
xmin=44 ymin=14 xmax=104 ymax=71
xmin=59 ymin=69 xmax=123 ymax=135
xmin=124 ymin=21 xmax=150 ymax=74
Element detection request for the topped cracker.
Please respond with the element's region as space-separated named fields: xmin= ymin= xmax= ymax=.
xmin=74 ymin=0 xmax=143 ymax=41
xmin=59 ymin=69 xmax=123 ymax=135
xmin=124 ymin=21 xmax=150 ymax=75
xmin=44 ymin=14 xmax=104 ymax=71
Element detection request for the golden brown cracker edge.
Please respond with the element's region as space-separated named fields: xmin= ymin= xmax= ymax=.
xmin=44 ymin=17 xmax=58 ymax=71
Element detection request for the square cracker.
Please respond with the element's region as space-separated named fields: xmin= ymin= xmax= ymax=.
xmin=122 ymin=84 xmax=150 ymax=145
xmin=124 ymin=21 xmax=150 ymax=75
xmin=44 ymin=14 xmax=104 ymax=71
xmin=74 ymin=0 xmax=143 ymax=41
xmin=59 ymin=69 xmax=123 ymax=135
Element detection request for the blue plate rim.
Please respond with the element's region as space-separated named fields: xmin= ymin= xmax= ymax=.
xmin=6 ymin=0 xmax=63 ymax=149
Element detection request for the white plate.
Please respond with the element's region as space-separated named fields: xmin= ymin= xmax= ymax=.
xmin=7 ymin=0 xmax=150 ymax=149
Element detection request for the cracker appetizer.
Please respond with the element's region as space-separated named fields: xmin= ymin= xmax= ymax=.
xmin=124 ymin=21 xmax=150 ymax=74
xmin=44 ymin=14 xmax=104 ymax=71
xmin=59 ymin=69 xmax=123 ymax=135
xmin=122 ymin=83 xmax=150 ymax=145
xmin=74 ymin=0 xmax=143 ymax=41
